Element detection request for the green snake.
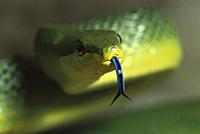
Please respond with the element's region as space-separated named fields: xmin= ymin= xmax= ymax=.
xmin=0 ymin=8 xmax=182 ymax=133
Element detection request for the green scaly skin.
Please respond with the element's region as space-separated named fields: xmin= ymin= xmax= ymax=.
xmin=0 ymin=8 xmax=183 ymax=133
xmin=0 ymin=60 xmax=23 ymax=133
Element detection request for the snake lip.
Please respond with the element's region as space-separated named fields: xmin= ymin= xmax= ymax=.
xmin=102 ymin=45 xmax=124 ymax=66
xmin=102 ymin=55 xmax=124 ymax=66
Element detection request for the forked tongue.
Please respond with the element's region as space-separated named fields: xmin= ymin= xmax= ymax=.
xmin=110 ymin=56 xmax=133 ymax=107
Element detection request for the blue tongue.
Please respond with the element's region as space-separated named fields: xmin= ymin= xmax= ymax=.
xmin=111 ymin=56 xmax=125 ymax=94
xmin=110 ymin=56 xmax=133 ymax=107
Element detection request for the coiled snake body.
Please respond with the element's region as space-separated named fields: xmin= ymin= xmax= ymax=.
xmin=0 ymin=8 xmax=182 ymax=133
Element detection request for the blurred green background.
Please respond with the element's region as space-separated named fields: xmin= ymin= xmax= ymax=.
xmin=0 ymin=0 xmax=199 ymax=133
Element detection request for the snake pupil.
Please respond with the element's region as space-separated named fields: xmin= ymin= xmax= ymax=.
xmin=76 ymin=40 xmax=85 ymax=56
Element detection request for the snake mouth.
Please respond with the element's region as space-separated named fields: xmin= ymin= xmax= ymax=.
xmin=102 ymin=46 xmax=124 ymax=66
xmin=102 ymin=57 xmax=124 ymax=66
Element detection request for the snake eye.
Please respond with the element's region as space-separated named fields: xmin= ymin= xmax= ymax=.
xmin=76 ymin=40 xmax=85 ymax=56
xmin=116 ymin=34 xmax=122 ymax=43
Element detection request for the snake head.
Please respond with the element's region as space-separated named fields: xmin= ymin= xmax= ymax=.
xmin=36 ymin=28 xmax=124 ymax=94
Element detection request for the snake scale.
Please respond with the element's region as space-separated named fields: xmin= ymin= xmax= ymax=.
xmin=0 ymin=8 xmax=182 ymax=133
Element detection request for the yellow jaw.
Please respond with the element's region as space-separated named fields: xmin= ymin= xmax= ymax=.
xmin=102 ymin=46 xmax=124 ymax=66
